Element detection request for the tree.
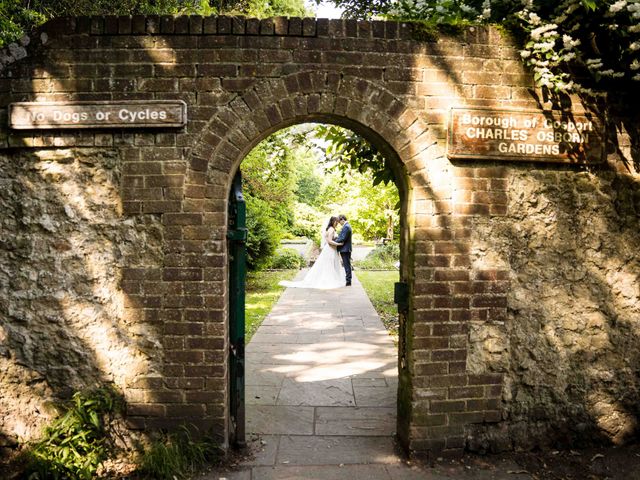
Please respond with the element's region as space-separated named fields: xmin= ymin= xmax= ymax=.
xmin=0 ymin=0 xmax=309 ymax=47
xmin=314 ymin=124 xmax=396 ymax=187
xmin=319 ymin=167 xmax=400 ymax=241
xmin=319 ymin=0 xmax=639 ymax=99
xmin=242 ymin=129 xmax=301 ymax=269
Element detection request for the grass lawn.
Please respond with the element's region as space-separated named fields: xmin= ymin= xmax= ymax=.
xmin=356 ymin=270 xmax=400 ymax=340
xmin=245 ymin=269 xmax=298 ymax=342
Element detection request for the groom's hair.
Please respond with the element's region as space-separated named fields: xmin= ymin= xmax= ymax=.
xmin=338 ymin=214 xmax=347 ymax=221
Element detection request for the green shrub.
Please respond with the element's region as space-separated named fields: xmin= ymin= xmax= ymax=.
xmin=355 ymin=242 xmax=400 ymax=270
xmin=290 ymin=201 xmax=323 ymax=246
xmin=268 ymin=248 xmax=306 ymax=269
xmin=137 ymin=426 xmax=220 ymax=480
xmin=23 ymin=387 xmax=120 ymax=480
xmin=245 ymin=195 xmax=281 ymax=271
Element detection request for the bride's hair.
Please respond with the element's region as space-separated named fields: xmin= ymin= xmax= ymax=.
xmin=326 ymin=216 xmax=339 ymax=230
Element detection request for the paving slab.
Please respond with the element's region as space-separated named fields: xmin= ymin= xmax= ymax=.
xmin=277 ymin=377 xmax=355 ymax=406
xmin=246 ymin=405 xmax=314 ymax=435
xmin=354 ymin=385 xmax=397 ymax=407
xmin=246 ymin=385 xmax=280 ymax=405
xmin=275 ymin=435 xmax=401 ymax=465
xmin=245 ymin=365 xmax=287 ymax=387
xmin=249 ymin=464 xmax=393 ymax=480
xmin=241 ymin=435 xmax=279 ymax=467
xmin=315 ymin=406 xmax=396 ymax=436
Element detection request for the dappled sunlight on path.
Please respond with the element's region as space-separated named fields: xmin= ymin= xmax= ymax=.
xmin=240 ymin=272 xmax=403 ymax=472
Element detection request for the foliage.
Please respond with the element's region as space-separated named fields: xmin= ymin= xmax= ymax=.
xmin=315 ymin=124 xmax=396 ymax=187
xmin=242 ymin=127 xmax=307 ymax=269
xmin=356 ymin=270 xmax=399 ymax=339
xmin=318 ymin=164 xmax=400 ymax=241
xmin=323 ymin=0 xmax=639 ymax=98
xmin=0 ymin=0 xmax=308 ymax=48
xmin=0 ymin=1 xmax=47 ymax=48
xmin=293 ymin=149 xmax=324 ymax=207
xmin=354 ymin=242 xmax=400 ymax=270
xmin=22 ymin=387 xmax=120 ymax=480
xmin=245 ymin=194 xmax=280 ymax=271
xmin=289 ymin=201 xmax=324 ymax=245
xmin=267 ymin=247 xmax=306 ymax=269
xmin=137 ymin=425 xmax=220 ymax=480
xmin=245 ymin=269 xmax=297 ymax=341
xmin=515 ymin=0 xmax=640 ymax=98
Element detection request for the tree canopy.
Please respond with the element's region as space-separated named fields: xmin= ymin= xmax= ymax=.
xmin=0 ymin=0 xmax=309 ymax=47
xmin=319 ymin=0 xmax=639 ymax=100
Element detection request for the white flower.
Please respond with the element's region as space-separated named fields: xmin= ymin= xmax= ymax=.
xmin=630 ymin=24 xmax=640 ymax=33
xmin=520 ymin=50 xmax=532 ymax=58
xmin=561 ymin=34 xmax=582 ymax=50
xmin=631 ymin=59 xmax=640 ymax=70
xmin=630 ymin=42 xmax=640 ymax=51
xmin=533 ymin=41 xmax=556 ymax=51
xmin=460 ymin=4 xmax=476 ymax=14
xmin=557 ymin=80 xmax=574 ymax=91
xmin=530 ymin=23 xmax=557 ymax=41
xmin=633 ymin=73 xmax=640 ymax=81
xmin=610 ymin=0 xmax=627 ymax=13
xmin=563 ymin=52 xmax=577 ymax=61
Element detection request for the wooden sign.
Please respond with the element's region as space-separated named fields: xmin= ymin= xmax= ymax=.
xmin=447 ymin=108 xmax=604 ymax=164
xmin=9 ymin=100 xmax=187 ymax=129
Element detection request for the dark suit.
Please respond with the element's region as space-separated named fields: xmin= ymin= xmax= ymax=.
xmin=335 ymin=221 xmax=353 ymax=284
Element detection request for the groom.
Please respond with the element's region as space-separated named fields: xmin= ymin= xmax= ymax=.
xmin=335 ymin=214 xmax=353 ymax=286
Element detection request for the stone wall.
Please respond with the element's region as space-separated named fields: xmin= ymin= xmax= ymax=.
xmin=0 ymin=15 xmax=638 ymax=458
xmin=466 ymin=167 xmax=640 ymax=451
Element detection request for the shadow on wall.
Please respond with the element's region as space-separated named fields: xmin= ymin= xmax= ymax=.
xmin=0 ymin=146 xmax=164 ymax=450
xmin=465 ymin=162 xmax=640 ymax=451
xmin=0 ymin=21 xmax=205 ymax=453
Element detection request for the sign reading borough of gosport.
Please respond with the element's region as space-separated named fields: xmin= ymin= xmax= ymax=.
xmin=9 ymin=101 xmax=187 ymax=129
xmin=447 ymin=108 xmax=604 ymax=163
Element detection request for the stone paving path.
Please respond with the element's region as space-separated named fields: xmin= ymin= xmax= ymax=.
xmin=200 ymin=272 xmax=534 ymax=479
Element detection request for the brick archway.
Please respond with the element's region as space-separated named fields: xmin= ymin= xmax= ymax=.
xmin=186 ymin=69 xmax=435 ymax=449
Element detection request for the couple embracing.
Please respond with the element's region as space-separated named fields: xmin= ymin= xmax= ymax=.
xmin=280 ymin=214 xmax=352 ymax=290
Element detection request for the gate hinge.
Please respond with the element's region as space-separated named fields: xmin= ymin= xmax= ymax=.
xmin=394 ymin=282 xmax=409 ymax=314
xmin=227 ymin=228 xmax=248 ymax=242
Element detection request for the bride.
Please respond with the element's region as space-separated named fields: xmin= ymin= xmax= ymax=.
xmin=279 ymin=216 xmax=346 ymax=289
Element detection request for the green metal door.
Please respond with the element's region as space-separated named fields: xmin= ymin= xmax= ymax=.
xmin=227 ymin=171 xmax=247 ymax=447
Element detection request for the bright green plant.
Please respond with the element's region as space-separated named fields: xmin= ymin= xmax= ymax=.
xmin=245 ymin=194 xmax=281 ymax=271
xmin=290 ymin=201 xmax=323 ymax=245
xmin=137 ymin=425 xmax=220 ymax=480
xmin=315 ymin=124 xmax=396 ymax=187
xmin=0 ymin=0 xmax=309 ymax=49
xmin=355 ymin=242 xmax=400 ymax=270
xmin=357 ymin=269 xmax=399 ymax=338
xmin=246 ymin=269 xmax=297 ymax=341
xmin=268 ymin=247 xmax=306 ymax=269
xmin=23 ymin=387 xmax=120 ymax=480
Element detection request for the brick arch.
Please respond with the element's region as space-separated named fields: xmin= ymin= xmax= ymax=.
xmin=186 ymin=70 xmax=440 ymax=451
xmin=185 ymin=70 xmax=439 ymax=200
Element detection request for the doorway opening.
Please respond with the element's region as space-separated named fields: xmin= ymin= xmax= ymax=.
xmin=227 ymin=120 xmax=411 ymax=464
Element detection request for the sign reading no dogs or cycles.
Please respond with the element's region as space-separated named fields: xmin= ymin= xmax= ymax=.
xmin=447 ymin=108 xmax=604 ymax=164
xmin=9 ymin=100 xmax=187 ymax=129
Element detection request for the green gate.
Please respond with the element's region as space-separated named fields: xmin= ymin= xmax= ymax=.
xmin=227 ymin=171 xmax=247 ymax=447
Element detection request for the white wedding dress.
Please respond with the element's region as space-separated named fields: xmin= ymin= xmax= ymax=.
xmin=279 ymin=227 xmax=346 ymax=289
